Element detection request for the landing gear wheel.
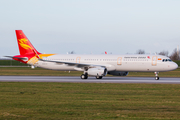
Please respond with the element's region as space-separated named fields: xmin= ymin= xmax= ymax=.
xmin=154 ymin=72 xmax=159 ymax=80
xmin=155 ymin=76 xmax=159 ymax=80
xmin=96 ymin=76 xmax=102 ymax=79
xmin=81 ymin=74 xmax=88 ymax=79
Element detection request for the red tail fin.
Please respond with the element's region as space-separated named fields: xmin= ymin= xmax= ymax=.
xmin=15 ymin=30 xmax=40 ymax=55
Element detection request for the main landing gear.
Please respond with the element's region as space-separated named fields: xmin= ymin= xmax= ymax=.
xmin=154 ymin=72 xmax=159 ymax=80
xmin=80 ymin=73 xmax=103 ymax=79
xmin=81 ymin=73 xmax=88 ymax=79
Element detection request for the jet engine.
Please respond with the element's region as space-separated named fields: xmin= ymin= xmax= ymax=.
xmin=108 ymin=71 xmax=128 ymax=76
xmin=87 ymin=67 xmax=107 ymax=76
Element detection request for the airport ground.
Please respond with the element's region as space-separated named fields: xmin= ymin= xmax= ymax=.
xmin=0 ymin=67 xmax=180 ymax=119
xmin=0 ymin=82 xmax=180 ymax=119
xmin=0 ymin=67 xmax=180 ymax=77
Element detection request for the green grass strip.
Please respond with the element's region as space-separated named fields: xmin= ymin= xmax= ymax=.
xmin=0 ymin=83 xmax=180 ymax=119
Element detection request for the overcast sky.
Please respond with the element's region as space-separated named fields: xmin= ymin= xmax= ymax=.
xmin=0 ymin=0 xmax=180 ymax=57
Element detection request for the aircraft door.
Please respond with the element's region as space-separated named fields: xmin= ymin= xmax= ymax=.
xmin=117 ymin=57 xmax=122 ymax=65
xmin=152 ymin=56 xmax=157 ymax=66
xmin=76 ymin=57 xmax=81 ymax=63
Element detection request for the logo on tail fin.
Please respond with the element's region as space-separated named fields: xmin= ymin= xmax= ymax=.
xmin=18 ymin=38 xmax=32 ymax=50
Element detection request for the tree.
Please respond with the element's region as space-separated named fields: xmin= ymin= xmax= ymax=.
xmin=158 ymin=51 xmax=169 ymax=57
xmin=68 ymin=51 xmax=75 ymax=54
xmin=170 ymin=48 xmax=180 ymax=60
xmin=136 ymin=49 xmax=145 ymax=54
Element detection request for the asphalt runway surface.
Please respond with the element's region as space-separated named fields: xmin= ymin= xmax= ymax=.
xmin=0 ymin=76 xmax=180 ymax=84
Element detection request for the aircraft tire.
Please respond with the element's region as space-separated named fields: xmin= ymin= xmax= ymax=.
xmin=96 ymin=76 xmax=102 ymax=79
xmin=155 ymin=76 xmax=159 ymax=80
xmin=81 ymin=74 xmax=88 ymax=79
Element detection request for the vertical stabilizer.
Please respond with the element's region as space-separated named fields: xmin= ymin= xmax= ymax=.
xmin=15 ymin=30 xmax=40 ymax=55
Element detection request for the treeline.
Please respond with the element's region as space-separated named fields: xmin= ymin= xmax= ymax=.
xmin=0 ymin=60 xmax=28 ymax=66
xmin=136 ymin=48 xmax=180 ymax=61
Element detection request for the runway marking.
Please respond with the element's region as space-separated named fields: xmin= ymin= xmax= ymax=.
xmin=0 ymin=76 xmax=180 ymax=84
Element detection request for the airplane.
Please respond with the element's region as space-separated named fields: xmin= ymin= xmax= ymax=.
xmin=6 ymin=30 xmax=178 ymax=80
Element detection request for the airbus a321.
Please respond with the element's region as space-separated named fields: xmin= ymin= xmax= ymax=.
xmin=6 ymin=30 xmax=178 ymax=80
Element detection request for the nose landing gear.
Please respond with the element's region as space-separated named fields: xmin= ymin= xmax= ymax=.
xmin=155 ymin=72 xmax=159 ymax=80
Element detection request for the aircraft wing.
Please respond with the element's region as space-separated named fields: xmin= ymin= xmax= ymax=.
xmin=39 ymin=59 xmax=106 ymax=68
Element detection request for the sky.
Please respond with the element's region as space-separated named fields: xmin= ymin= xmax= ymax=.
xmin=0 ymin=0 xmax=180 ymax=57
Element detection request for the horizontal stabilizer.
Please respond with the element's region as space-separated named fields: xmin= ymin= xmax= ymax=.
xmin=4 ymin=56 xmax=28 ymax=60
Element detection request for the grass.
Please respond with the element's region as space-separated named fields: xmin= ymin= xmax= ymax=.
xmin=0 ymin=67 xmax=180 ymax=78
xmin=129 ymin=68 xmax=180 ymax=77
xmin=0 ymin=82 xmax=180 ymax=119
xmin=0 ymin=67 xmax=179 ymax=119
xmin=0 ymin=67 xmax=83 ymax=76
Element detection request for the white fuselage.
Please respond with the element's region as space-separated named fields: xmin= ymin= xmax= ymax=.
xmin=33 ymin=54 xmax=178 ymax=72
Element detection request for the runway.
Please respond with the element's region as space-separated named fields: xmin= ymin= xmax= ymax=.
xmin=0 ymin=76 xmax=180 ymax=84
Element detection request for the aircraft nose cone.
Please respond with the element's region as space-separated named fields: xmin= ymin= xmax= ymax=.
xmin=172 ymin=62 xmax=178 ymax=70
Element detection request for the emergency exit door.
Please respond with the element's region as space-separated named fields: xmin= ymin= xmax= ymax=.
xmin=117 ymin=57 xmax=122 ymax=65
xmin=76 ymin=57 xmax=81 ymax=63
xmin=152 ymin=56 xmax=157 ymax=66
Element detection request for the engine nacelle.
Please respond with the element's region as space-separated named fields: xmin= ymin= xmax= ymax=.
xmin=108 ymin=71 xmax=128 ymax=76
xmin=87 ymin=67 xmax=107 ymax=76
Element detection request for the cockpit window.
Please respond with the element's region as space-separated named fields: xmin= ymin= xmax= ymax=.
xmin=162 ymin=59 xmax=172 ymax=62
